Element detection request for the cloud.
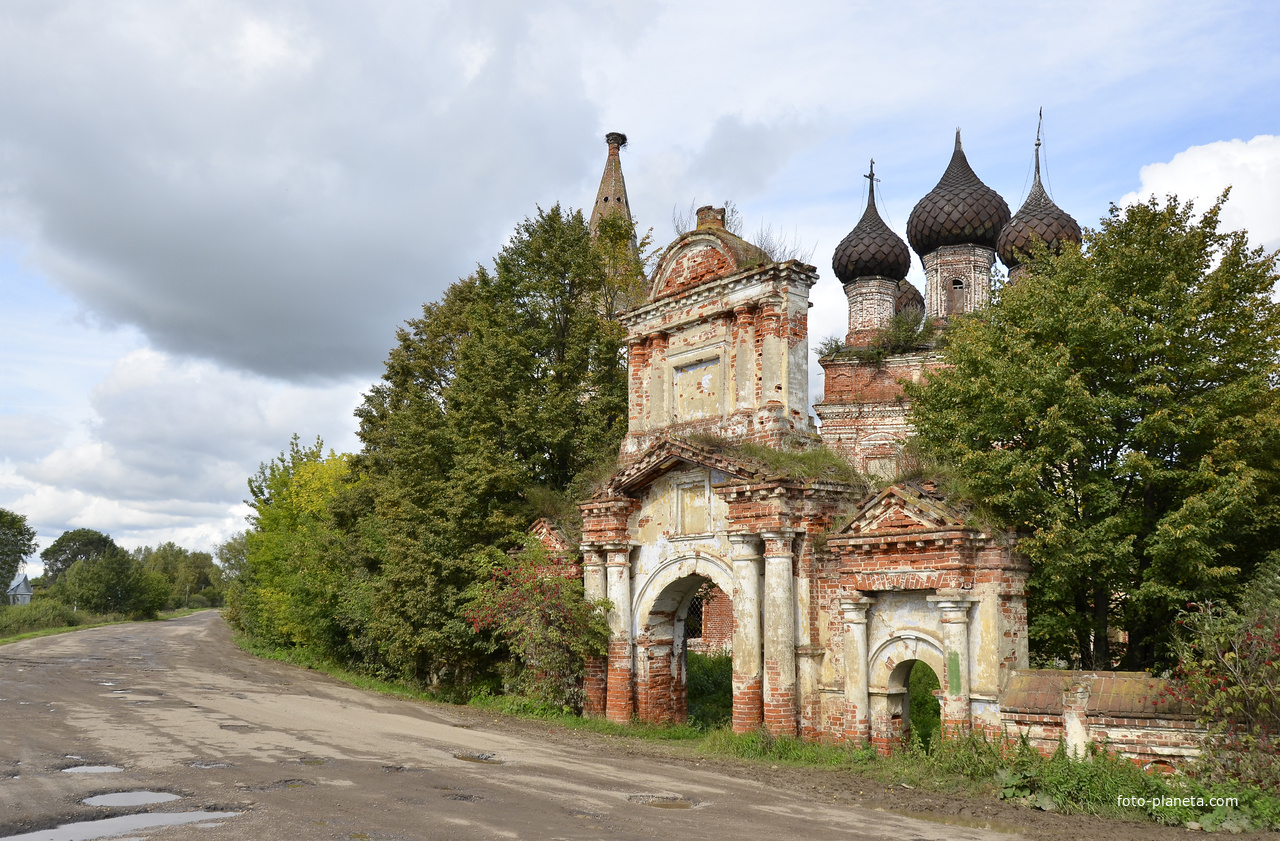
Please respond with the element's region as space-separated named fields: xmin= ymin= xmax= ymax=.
xmin=0 ymin=1 xmax=609 ymax=380
xmin=3 ymin=348 xmax=366 ymax=553
xmin=1120 ymin=135 xmax=1280 ymax=251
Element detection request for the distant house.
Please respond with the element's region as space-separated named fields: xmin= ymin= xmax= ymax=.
xmin=7 ymin=572 xmax=33 ymax=606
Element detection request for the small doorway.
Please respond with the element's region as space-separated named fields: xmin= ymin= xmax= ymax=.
xmin=907 ymin=660 xmax=942 ymax=748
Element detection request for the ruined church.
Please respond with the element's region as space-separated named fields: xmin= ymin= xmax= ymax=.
xmin=568 ymin=130 xmax=1199 ymax=764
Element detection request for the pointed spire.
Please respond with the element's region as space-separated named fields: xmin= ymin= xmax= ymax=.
xmin=997 ymin=111 xmax=1082 ymax=269
xmin=907 ymin=128 xmax=1010 ymax=256
xmin=589 ymin=132 xmax=633 ymax=237
xmin=833 ymin=159 xmax=911 ymax=283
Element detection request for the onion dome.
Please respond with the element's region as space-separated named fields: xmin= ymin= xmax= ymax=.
xmin=907 ymin=130 xmax=1011 ymax=257
xmin=896 ymin=278 xmax=924 ymax=312
xmin=832 ymin=161 xmax=911 ymax=283
xmin=997 ymin=137 xmax=1081 ymax=268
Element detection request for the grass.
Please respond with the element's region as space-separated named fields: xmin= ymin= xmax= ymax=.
xmin=0 ymin=605 xmax=210 ymax=646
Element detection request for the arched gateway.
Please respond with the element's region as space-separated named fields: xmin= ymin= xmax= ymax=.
xmin=570 ymin=132 xmax=1197 ymax=763
xmin=574 ymin=195 xmax=1029 ymax=747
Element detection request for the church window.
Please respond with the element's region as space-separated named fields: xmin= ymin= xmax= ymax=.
xmin=950 ymin=278 xmax=965 ymax=313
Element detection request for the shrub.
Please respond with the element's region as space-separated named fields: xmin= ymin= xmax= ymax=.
xmin=464 ymin=540 xmax=610 ymax=712
xmin=0 ymin=600 xmax=83 ymax=637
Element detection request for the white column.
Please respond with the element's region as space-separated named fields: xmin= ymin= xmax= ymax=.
xmin=761 ymin=530 xmax=796 ymax=736
xmin=840 ymin=595 xmax=874 ymax=743
xmin=729 ymin=533 xmax=763 ymax=732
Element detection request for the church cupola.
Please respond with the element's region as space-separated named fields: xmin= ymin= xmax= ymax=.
xmin=907 ymin=130 xmax=1010 ymax=319
xmin=589 ymin=131 xmax=633 ymax=237
xmin=833 ymin=161 xmax=913 ymax=346
xmin=997 ymin=118 xmax=1081 ymax=279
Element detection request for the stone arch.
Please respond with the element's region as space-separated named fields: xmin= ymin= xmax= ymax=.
xmin=869 ymin=632 xmax=946 ymax=692
xmin=631 ymin=553 xmax=733 ymax=724
xmin=867 ymin=632 xmax=946 ymax=752
xmin=632 ymin=553 xmax=733 ymax=640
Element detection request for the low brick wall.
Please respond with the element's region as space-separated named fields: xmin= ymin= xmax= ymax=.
xmin=999 ymin=670 xmax=1202 ymax=770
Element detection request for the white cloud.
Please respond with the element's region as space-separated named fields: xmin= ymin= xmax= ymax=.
xmin=3 ymin=348 xmax=366 ymax=556
xmin=1120 ymin=135 xmax=1280 ymax=252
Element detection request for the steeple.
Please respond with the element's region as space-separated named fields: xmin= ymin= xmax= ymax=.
xmin=589 ymin=132 xmax=633 ymax=237
xmin=997 ymin=111 xmax=1082 ymax=271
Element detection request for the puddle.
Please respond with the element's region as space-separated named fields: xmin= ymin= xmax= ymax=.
xmin=890 ymin=810 xmax=1024 ymax=834
xmin=446 ymin=793 xmax=482 ymax=802
xmin=454 ymin=752 xmax=503 ymax=765
xmin=219 ymin=724 xmax=255 ymax=733
xmin=237 ymin=778 xmax=313 ymax=792
xmin=3 ymin=810 xmax=241 ymax=841
xmin=83 ymin=791 xmax=181 ymax=807
xmin=61 ymin=766 xmax=122 ymax=774
xmin=629 ymin=794 xmax=696 ymax=809
xmin=190 ymin=761 xmax=232 ymax=769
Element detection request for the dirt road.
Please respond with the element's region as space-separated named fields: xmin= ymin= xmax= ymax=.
xmin=0 ymin=612 xmax=1190 ymax=840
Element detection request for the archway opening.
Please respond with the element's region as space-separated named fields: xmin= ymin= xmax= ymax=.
xmin=684 ymin=580 xmax=732 ymax=729
xmin=635 ymin=571 xmax=733 ymax=728
xmin=907 ymin=660 xmax=942 ymax=749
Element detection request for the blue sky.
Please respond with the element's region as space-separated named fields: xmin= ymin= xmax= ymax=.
xmin=2 ymin=0 xmax=1279 ymax=570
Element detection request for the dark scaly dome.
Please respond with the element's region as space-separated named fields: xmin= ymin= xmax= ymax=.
xmin=832 ymin=161 xmax=911 ymax=283
xmin=907 ymin=130 xmax=1011 ymax=257
xmin=997 ymin=139 xmax=1081 ymax=268
xmin=896 ymin=278 xmax=924 ymax=312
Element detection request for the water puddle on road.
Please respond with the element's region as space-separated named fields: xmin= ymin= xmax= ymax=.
xmin=60 ymin=766 xmax=121 ymax=774
xmin=454 ymin=753 xmax=503 ymax=765
xmin=3 ymin=810 xmax=241 ymax=841
xmin=82 ymin=791 xmax=181 ymax=807
xmin=629 ymin=795 xmax=696 ymax=809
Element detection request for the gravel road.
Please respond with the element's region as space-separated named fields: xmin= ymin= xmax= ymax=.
xmin=0 ymin=611 xmax=1223 ymax=840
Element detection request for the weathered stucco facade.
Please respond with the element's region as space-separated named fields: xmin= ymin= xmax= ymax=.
xmin=573 ymin=132 xmax=1202 ymax=760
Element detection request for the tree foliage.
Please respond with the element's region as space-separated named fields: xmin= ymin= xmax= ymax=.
xmin=40 ymin=528 xmax=120 ymax=584
xmin=61 ymin=545 xmax=168 ymax=618
xmin=908 ymin=194 xmax=1280 ymax=669
xmin=0 ymin=508 xmax=37 ymax=590
xmin=232 ymin=204 xmax=632 ymax=694
xmin=133 ymin=542 xmax=224 ymax=608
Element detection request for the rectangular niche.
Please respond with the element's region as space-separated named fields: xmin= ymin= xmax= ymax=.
xmin=673 ymin=356 xmax=721 ymax=422
xmin=678 ymin=481 xmax=709 ymax=535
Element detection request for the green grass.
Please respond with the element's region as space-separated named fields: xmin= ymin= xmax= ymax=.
xmin=908 ymin=661 xmax=941 ymax=749
xmin=0 ymin=605 xmax=210 ymax=646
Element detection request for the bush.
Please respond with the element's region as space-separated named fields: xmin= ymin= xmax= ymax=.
xmin=0 ymin=600 xmax=84 ymax=637
xmin=1168 ymin=593 xmax=1280 ymax=791
xmin=464 ymin=540 xmax=610 ymax=711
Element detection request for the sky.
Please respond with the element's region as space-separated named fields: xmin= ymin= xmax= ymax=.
xmin=3 ymin=0 xmax=1279 ymax=573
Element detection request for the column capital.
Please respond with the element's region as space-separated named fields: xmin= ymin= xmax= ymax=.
xmin=760 ymin=530 xmax=796 ymax=557
xmin=839 ymin=595 xmax=875 ymax=623
xmin=927 ymin=590 xmax=977 ymax=621
xmin=728 ymin=533 xmax=764 ymax=559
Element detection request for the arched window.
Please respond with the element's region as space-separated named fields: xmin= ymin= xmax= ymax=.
xmin=950 ymin=278 xmax=965 ymax=314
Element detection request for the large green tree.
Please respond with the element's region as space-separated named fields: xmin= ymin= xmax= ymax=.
xmin=1 ymin=508 xmax=38 ymax=591
xmin=61 ymin=545 xmax=168 ymax=617
xmin=350 ymin=203 xmax=631 ymax=687
xmin=908 ymin=194 xmax=1280 ymax=670
xmin=40 ymin=528 xmax=120 ymax=584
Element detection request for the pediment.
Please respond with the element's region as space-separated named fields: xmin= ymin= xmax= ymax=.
xmin=840 ymin=481 xmax=969 ymax=536
xmin=649 ymin=229 xmax=767 ymax=300
xmin=609 ymin=436 xmax=762 ymax=494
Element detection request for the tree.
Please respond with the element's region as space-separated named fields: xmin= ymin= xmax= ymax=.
xmin=0 ymin=508 xmax=37 ymax=590
xmin=348 ymin=203 xmax=630 ymax=688
xmin=61 ymin=545 xmax=168 ymax=617
xmin=135 ymin=542 xmax=224 ymax=608
xmin=40 ymin=528 xmax=120 ymax=585
xmin=908 ymin=194 xmax=1280 ymax=670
